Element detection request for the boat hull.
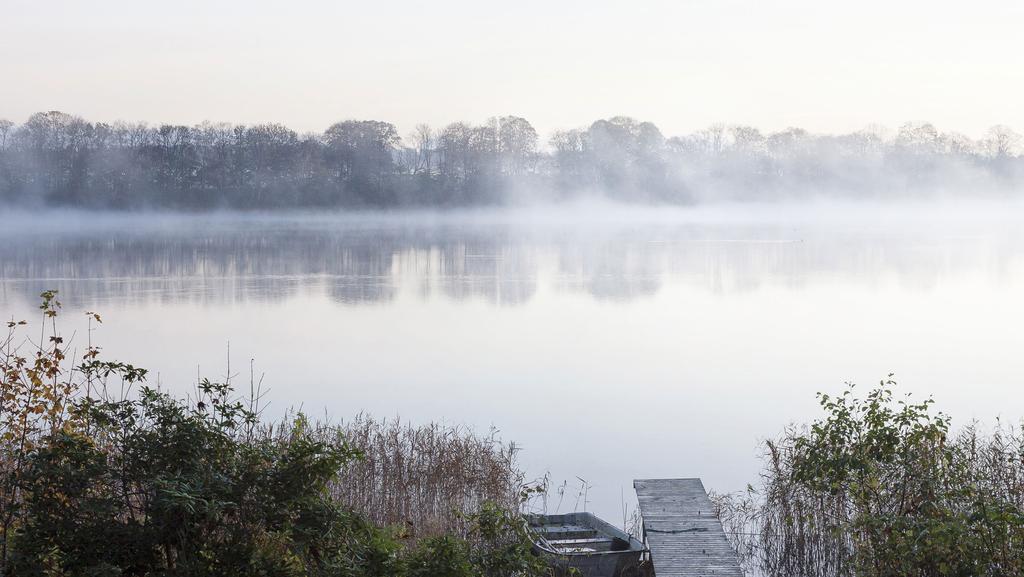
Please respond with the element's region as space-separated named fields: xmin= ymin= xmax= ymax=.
xmin=529 ymin=512 xmax=645 ymax=577
xmin=541 ymin=549 xmax=643 ymax=577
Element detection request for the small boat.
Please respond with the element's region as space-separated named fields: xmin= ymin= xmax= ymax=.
xmin=528 ymin=512 xmax=647 ymax=577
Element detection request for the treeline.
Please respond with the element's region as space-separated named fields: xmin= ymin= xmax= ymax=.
xmin=0 ymin=111 xmax=1023 ymax=209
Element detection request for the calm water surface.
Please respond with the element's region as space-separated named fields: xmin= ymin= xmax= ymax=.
xmin=3 ymin=203 xmax=1024 ymax=521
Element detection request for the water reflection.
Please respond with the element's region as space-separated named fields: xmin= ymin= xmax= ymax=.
xmin=1 ymin=218 xmax=1019 ymax=308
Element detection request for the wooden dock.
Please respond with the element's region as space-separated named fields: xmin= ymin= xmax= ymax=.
xmin=633 ymin=478 xmax=744 ymax=577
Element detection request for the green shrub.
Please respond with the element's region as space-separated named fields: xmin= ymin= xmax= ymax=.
xmin=9 ymin=382 xmax=376 ymax=576
xmin=719 ymin=378 xmax=1024 ymax=577
xmin=404 ymin=535 xmax=473 ymax=577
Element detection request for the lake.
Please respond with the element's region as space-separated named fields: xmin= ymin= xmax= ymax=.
xmin=2 ymin=201 xmax=1023 ymax=522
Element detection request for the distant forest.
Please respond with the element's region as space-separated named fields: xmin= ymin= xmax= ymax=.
xmin=0 ymin=111 xmax=1022 ymax=209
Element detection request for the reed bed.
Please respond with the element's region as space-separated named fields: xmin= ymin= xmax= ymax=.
xmin=269 ymin=413 xmax=524 ymax=538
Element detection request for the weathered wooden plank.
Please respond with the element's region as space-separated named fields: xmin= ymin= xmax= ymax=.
xmin=634 ymin=478 xmax=744 ymax=577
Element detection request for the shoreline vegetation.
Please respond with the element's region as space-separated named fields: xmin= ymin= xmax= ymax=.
xmin=1 ymin=112 xmax=1022 ymax=211
xmin=4 ymin=291 xmax=1024 ymax=575
xmin=0 ymin=291 xmax=547 ymax=576
xmin=714 ymin=380 xmax=1024 ymax=577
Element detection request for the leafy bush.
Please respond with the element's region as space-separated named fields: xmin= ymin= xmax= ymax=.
xmin=404 ymin=536 xmax=473 ymax=577
xmin=718 ymin=377 xmax=1024 ymax=577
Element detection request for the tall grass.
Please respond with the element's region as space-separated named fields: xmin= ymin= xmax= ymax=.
xmin=328 ymin=415 xmax=523 ymax=537
xmin=240 ymin=410 xmax=525 ymax=539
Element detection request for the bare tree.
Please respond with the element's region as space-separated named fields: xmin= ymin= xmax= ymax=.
xmin=985 ymin=125 xmax=1021 ymax=158
xmin=0 ymin=120 xmax=13 ymax=151
xmin=411 ymin=123 xmax=435 ymax=174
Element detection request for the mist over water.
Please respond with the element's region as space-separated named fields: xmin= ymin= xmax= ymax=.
xmin=3 ymin=200 xmax=1024 ymax=520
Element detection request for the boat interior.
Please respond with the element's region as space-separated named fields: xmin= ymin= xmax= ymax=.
xmin=531 ymin=513 xmax=638 ymax=554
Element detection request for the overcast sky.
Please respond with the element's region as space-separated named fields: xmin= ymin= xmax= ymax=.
xmin=4 ymin=0 xmax=1023 ymax=138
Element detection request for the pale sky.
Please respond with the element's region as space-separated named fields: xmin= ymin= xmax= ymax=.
xmin=3 ymin=0 xmax=1024 ymax=139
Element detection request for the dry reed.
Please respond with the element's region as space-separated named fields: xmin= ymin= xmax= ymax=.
xmin=269 ymin=412 xmax=524 ymax=538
